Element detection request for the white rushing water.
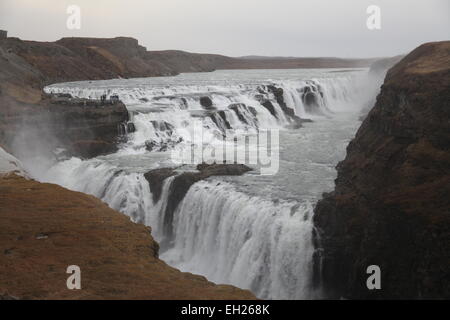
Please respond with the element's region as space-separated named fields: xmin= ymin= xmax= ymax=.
xmin=25 ymin=68 xmax=382 ymax=299
xmin=162 ymin=180 xmax=317 ymax=299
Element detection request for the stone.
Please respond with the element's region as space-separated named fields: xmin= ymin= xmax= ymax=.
xmin=200 ymin=96 xmax=215 ymax=109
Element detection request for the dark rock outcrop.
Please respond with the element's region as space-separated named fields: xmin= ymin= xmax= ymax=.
xmin=144 ymin=168 xmax=177 ymax=203
xmin=200 ymin=96 xmax=215 ymax=109
xmin=301 ymin=85 xmax=323 ymax=113
xmin=267 ymin=85 xmax=296 ymax=118
xmin=313 ymin=41 xmax=450 ymax=299
xmin=229 ymin=103 xmax=260 ymax=127
xmin=210 ymin=110 xmax=232 ymax=131
xmin=261 ymin=100 xmax=278 ymax=118
xmin=0 ymin=94 xmax=129 ymax=159
xmin=262 ymin=85 xmax=311 ymax=128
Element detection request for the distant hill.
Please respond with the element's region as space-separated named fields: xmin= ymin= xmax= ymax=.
xmin=224 ymin=56 xmax=377 ymax=69
xmin=0 ymin=35 xmax=378 ymax=88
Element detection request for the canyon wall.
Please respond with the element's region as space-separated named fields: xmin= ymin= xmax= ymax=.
xmin=314 ymin=41 xmax=450 ymax=299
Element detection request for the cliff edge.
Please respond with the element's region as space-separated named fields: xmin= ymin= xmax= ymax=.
xmin=0 ymin=172 xmax=255 ymax=300
xmin=314 ymin=41 xmax=450 ymax=299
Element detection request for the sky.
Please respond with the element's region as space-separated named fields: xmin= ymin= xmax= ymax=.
xmin=0 ymin=0 xmax=448 ymax=58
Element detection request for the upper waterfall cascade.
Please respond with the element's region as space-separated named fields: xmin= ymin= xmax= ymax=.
xmin=45 ymin=73 xmax=370 ymax=154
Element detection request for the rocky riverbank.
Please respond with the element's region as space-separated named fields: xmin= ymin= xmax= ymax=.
xmin=313 ymin=41 xmax=450 ymax=299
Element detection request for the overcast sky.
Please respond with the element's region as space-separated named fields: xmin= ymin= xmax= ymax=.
xmin=0 ymin=0 xmax=448 ymax=58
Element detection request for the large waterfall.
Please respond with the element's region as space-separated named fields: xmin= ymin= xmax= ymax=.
xmin=161 ymin=180 xmax=318 ymax=299
xmin=29 ymin=69 xmax=379 ymax=299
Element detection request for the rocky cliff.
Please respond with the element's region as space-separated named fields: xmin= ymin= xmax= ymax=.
xmin=0 ymin=173 xmax=255 ymax=299
xmin=314 ymin=41 xmax=450 ymax=299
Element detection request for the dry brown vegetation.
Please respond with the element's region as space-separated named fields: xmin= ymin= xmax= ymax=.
xmin=0 ymin=174 xmax=255 ymax=299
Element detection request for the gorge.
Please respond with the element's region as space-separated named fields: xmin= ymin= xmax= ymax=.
xmin=1 ymin=34 xmax=449 ymax=300
xmin=34 ymin=67 xmax=380 ymax=299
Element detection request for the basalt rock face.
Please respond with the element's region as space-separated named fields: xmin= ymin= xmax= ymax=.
xmin=314 ymin=41 xmax=450 ymax=299
xmin=43 ymin=97 xmax=129 ymax=158
xmin=144 ymin=168 xmax=177 ymax=203
xmin=0 ymin=174 xmax=256 ymax=299
xmin=199 ymin=96 xmax=215 ymax=109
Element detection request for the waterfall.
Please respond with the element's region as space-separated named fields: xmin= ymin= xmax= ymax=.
xmin=39 ymin=157 xmax=321 ymax=299
xmin=34 ymin=70 xmax=375 ymax=299
xmin=44 ymin=73 xmax=365 ymax=154
xmin=160 ymin=180 xmax=320 ymax=299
